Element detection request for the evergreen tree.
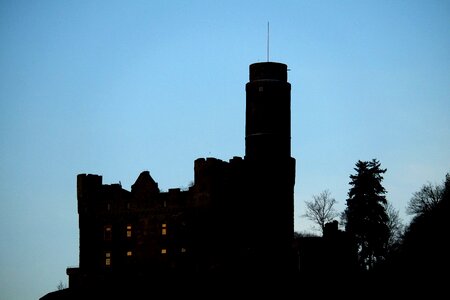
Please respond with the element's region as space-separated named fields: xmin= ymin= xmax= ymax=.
xmin=343 ymin=159 xmax=389 ymax=271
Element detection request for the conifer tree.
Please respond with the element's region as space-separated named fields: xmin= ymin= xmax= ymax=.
xmin=343 ymin=159 xmax=389 ymax=270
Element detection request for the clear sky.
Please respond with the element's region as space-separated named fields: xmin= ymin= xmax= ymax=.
xmin=1 ymin=0 xmax=449 ymax=299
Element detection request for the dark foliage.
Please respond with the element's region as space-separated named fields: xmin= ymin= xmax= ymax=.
xmin=343 ymin=159 xmax=390 ymax=271
xmin=388 ymin=173 xmax=449 ymax=288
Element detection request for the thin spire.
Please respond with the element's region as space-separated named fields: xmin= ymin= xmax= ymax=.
xmin=267 ymin=22 xmax=270 ymax=62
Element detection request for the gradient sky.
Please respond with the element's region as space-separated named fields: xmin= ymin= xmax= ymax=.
xmin=1 ymin=1 xmax=449 ymax=299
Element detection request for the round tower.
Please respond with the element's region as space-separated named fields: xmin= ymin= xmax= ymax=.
xmin=243 ymin=62 xmax=296 ymax=274
xmin=245 ymin=62 xmax=291 ymax=160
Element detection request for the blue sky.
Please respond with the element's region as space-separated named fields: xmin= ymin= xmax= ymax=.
xmin=1 ymin=1 xmax=449 ymax=299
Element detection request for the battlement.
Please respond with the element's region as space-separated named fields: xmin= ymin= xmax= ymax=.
xmin=77 ymin=174 xmax=103 ymax=212
xmin=77 ymin=173 xmax=102 ymax=190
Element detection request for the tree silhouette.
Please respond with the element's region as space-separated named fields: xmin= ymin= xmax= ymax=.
xmin=406 ymin=181 xmax=443 ymax=216
xmin=390 ymin=173 xmax=450 ymax=291
xmin=56 ymin=280 xmax=66 ymax=290
xmin=343 ymin=159 xmax=389 ymax=271
xmin=302 ymin=189 xmax=338 ymax=234
xmin=385 ymin=202 xmax=403 ymax=252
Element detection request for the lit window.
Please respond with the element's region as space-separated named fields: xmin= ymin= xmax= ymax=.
xmin=126 ymin=225 xmax=132 ymax=238
xmin=104 ymin=225 xmax=112 ymax=241
xmin=105 ymin=252 xmax=111 ymax=266
xmin=181 ymin=248 xmax=186 ymax=253
xmin=161 ymin=249 xmax=167 ymax=254
xmin=162 ymin=223 xmax=167 ymax=235
xmin=127 ymin=251 xmax=132 ymax=257
xmin=259 ymin=86 xmax=264 ymax=92
xmin=107 ymin=203 xmax=111 ymax=211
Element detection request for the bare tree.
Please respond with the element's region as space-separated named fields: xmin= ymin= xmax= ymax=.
xmin=302 ymin=189 xmax=338 ymax=234
xmin=407 ymin=182 xmax=443 ymax=216
xmin=385 ymin=202 xmax=404 ymax=250
xmin=57 ymin=280 xmax=66 ymax=290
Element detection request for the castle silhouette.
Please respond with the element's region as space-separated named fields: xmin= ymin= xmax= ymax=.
xmin=59 ymin=62 xmax=295 ymax=291
xmin=40 ymin=61 xmax=364 ymax=300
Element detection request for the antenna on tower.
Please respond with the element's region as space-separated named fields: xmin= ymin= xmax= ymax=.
xmin=267 ymin=22 xmax=270 ymax=62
